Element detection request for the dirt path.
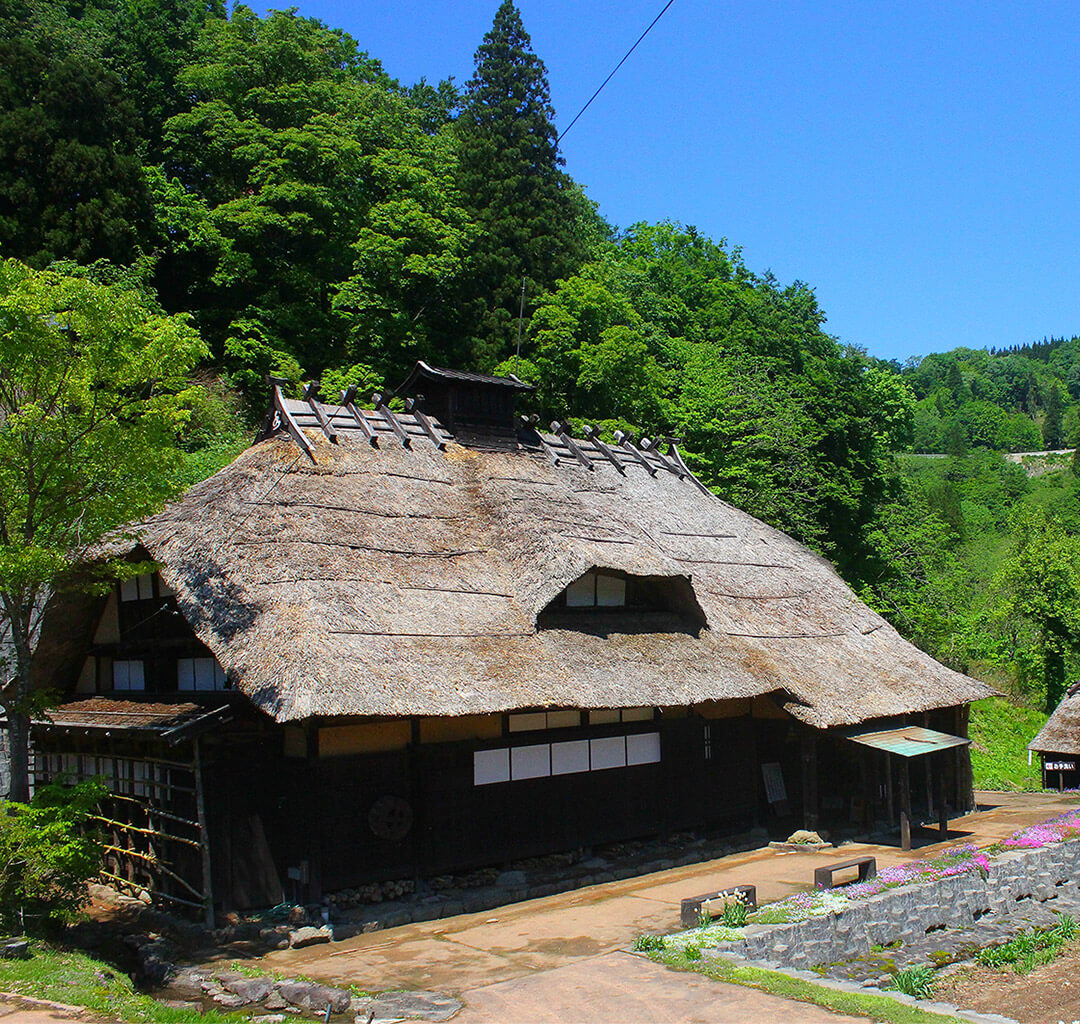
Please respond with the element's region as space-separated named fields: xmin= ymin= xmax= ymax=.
xmin=936 ymin=942 xmax=1080 ymax=1024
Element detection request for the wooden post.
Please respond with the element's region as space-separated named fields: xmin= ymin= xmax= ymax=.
xmin=193 ymin=739 xmax=215 ymax=930
xmin=899 ymin=757 xmax=912 ymax=851
xmin=885 ymin=751 xmax=894 ymax=826
xmin=937 ymin=752 xmax=948 ymax=836
xmin=957 ymin=704 xmax=974 ymax=811
xmin=801 ymin=732 xmax=818 ymax=831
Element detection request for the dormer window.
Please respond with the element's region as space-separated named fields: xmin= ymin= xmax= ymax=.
xmin=565 ymin=570 xmax=626 ymax=608
xmin=539 ymin=569 xmax=709 ymax=634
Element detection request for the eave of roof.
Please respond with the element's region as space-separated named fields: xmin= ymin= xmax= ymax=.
xmin=32 ymin=698 xmax=232 ymax=743
xmin=398 ymin=360 xmax=534 ymax=392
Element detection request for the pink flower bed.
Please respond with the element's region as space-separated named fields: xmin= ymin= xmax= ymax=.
xmin=1001 ymin=807 xmax=1080 ymax=849
xmin=752 ymin=806 xmax=1080 ymax=924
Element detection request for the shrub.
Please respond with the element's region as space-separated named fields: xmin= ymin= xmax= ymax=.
xmin=632 ymin=934 xmax=665 ymax=952
xmin=0 ymin=779 xmax=105 ymax=933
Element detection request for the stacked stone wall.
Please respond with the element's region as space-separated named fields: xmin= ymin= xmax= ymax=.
xmin=712 ymin=841 xmax=1080 ymax=970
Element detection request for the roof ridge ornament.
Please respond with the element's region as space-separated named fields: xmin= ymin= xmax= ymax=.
xmin=340 ymin=386 xmax=378 ymax=446
xmin=614 ymin=430 xmax=657 ymax=476
xmin=639 ymin=436 xmax=684 ymax=477
xmin=551 ymin=421 xmax=594 ymax=471
xmin=372 ymin=392 xmax=412 ymax=448
xmin=664 ymin=437 xmax=713 ymax=494
xmin=269 ymin=378 xmax=315 ymax=460
xmin=303 ymin=383 xmax=338 ymax=444
xmin=583 ymin=425 xmax=625 ymax=475
xmin=405 ymin=396 xmax=448 ymax=451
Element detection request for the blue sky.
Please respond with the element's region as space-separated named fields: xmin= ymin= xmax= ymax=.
xmin=267 ymin=0 xmax=1079 ymax=363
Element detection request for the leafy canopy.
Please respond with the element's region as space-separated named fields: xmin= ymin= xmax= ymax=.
xmin=0 ymin=257 xmax=206 ymax=801
xmin=0 ymin=778 xmax=104 ymax=933
xmin=0 ymin=258 xmax=206 ymax=591
xmin=156 ymin=5 xmax=473 ymax=395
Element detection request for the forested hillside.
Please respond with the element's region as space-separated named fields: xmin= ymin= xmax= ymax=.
xmin=893 ymin=339 xmax=1080 ymax=454
xmin=4 ymin=0 xmax=1080 ymax=743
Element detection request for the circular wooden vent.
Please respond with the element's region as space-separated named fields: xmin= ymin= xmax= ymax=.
xmin=368 ymin=795 xmax=413 ymax=841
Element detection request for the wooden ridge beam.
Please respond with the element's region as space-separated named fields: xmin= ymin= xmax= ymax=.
xmin=551 ymin=421 xmax=593 ymax=470
xmin=583 ymin=425 xmax=625 ymax=475
xmin=340 ymin=386 xmax=378 ymax=445
xmin=405 ymin=396 xmax=447 ymax=450
xmin=303 ymin=383 xmax=337 ymax=443
xmin=614 ymin=430 xmax=656 ymax=476
xmin=373 ymin=392 xmax=412 ymax=448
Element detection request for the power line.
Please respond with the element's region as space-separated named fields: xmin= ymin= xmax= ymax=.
xmin=557 ymin=0 xmax=677 ymax=144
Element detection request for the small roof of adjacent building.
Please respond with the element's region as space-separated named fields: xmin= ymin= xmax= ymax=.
xmin=34 ymin=698 xmax=232 ymax=743
xmin=1029 ymin=684 xmax=1080 ymax=754
xmin=36 ymin=364 xmax=993 ymax=729
xmin=843 ymin=725 xmax=970 ymax=758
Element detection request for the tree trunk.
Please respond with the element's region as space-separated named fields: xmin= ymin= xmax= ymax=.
xmin=7 ymin=710 xmax=30 ymax=803
xmin=1045 ymin=646 xmax=1066 ymax=713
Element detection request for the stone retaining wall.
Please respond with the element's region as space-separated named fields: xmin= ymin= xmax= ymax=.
xmin=712 ymin=841 xmax=1080 ymax=970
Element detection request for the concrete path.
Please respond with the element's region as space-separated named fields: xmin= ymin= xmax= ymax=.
xmin=248 ymin=792 xmax=1080 ymax=1021
xmin=451 ymin=951 xmax=867 ymax=1023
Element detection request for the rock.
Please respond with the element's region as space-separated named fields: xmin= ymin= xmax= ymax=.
xmin=211 ymin=991 xmax=247 ymax=1008
xmin=786 ymin=830 xmax=825 ymax=845
xmin=352 ymin=990 xmax=462 ymax=1023
xmin=289 ymin=925 xmax=332 ymax=948
xmin=0 ymin=940 xmax=29 ymax=960
xmin=264 ymin=991 xmax=289 ymax=1010
xmin=254 ymin=1016 xmax=287 ymax=1023
xmin=495 ymin=870 xmax=527 ymax=887
xmin=169 ymin=968 xmax=209 ymax=997
xmin=223 ymin=977 xmax=273 ymax=1004
xmin=260 ymin=926 xmax=292 ymax=950
xmin=278 ymin=981 xmax=352 ymax=1015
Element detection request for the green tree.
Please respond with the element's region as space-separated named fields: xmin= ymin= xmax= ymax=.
xmin=453 ymin=0 xmax=587 ymax=364
xmin=996 ymin=506 xmax=1080 ymax=711
xmin=1043 ymin=382 xmax=1065 ymax=449
xmin=156 ymin=6 xmax=472 ymax=392
xmin=859 ymin=487 xmax=968 ymax=656
xmin=0 ymin=258 xmax=206 ymax=801
xmin=0 ymin=779 xmax=104 ymax=932
xmin=0 ymin=0 xmax=152 ymax=265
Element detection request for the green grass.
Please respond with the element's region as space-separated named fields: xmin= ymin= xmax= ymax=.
xmin=0 ymin=942 xmax=243 ymax=1023
xmin=969 ymin=696 xmax=1048 ymax=791
xmin=889 ymin=965 xmax=936 ymax=999
xmin=652 ymin=948 xmax=963 ymax=1023
xmin=975 ymin=915 xmax=1076 ymax=974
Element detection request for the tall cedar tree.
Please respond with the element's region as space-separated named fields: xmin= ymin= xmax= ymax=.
xmin=453 ymin=1 xmax=585 ymax=366
xmin=0 ymin=0 xmax=150 ymax=266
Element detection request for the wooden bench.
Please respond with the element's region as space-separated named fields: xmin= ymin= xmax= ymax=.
xmin=680 ymin=885 xmax=757 ymax=928
xmin=814 ymin=856 xmax=876 ymax=889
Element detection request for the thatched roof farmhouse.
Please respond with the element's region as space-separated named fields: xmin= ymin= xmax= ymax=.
xmin=1029 ymin=684 xmax=1080 ymax=789
xmin=30 ymin=362 xmax=992 ymax=920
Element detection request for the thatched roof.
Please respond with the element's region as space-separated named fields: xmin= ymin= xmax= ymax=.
xmin=53 ymin=375 xmax=991 ymax=730
xmin=1029 ymin=685 xmax=1080 ymax=754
